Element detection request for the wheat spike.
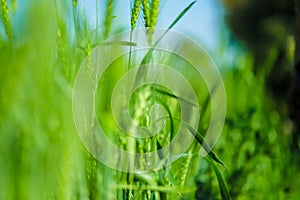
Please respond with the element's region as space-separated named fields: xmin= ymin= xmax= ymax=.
xmin=131 ymin=0 xmax=141 ymax=30
xmin=0 ymin=0 xmax=12 ymax=41
xmin=142 ymin=0 xmax=150 ymax=27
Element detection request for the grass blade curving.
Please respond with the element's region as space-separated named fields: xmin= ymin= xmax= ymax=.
xmin=207 ymin=158 xmax=231 ymax=200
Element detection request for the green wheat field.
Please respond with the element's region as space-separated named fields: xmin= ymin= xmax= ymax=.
xmin=0 ymin=0 xmax=300 ymax=199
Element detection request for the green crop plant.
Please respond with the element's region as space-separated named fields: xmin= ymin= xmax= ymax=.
xmin=1 ymin=0 xmax=300 ymax=200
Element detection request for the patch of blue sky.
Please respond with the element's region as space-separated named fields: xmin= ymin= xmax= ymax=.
xmin=83 ymin=0 xmax=236 ymax=68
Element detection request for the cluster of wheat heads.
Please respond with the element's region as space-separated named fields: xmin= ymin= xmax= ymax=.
xmin=0 ymin=0 xmax=230 ymax=199
xmin=108 ymin=0 xmax=231 ymax=199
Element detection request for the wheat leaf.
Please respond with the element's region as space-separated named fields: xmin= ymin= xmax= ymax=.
xmin=186 ymin=125 xmax=226 ymax=168
xmin=207 ymin=158 xmax=231 ymax=200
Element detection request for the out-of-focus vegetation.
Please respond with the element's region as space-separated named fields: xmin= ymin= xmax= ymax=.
xmin=0 ymin=0 xmax=299 ymax=199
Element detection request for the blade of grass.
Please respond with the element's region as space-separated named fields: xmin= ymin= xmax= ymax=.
xmin=206 ymin=158 xmax=231 ymax=200
xmin=186 ymin=125 xmax=226 ymax=168
xmin=134 ymin=1 xmax=197 ymax=83
xmin=153 ymin=87 xmax=198 ymax=108
xmin=168 ymin=1 xmax=197 ymax=30
xmin=141 ymin=0 xmax=197 ymax=61
xmin=153 ymin=0 xmax=197 ymax=46
xmin=101 ymin=41 xmax=137 ymax=46
xmin=171 ymin=117 xmax=227 ymax=168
